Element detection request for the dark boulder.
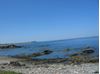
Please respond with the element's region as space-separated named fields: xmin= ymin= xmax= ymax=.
xmin=82 ymin=50 xmax=94 ymax=54
xmin=0 ymin=44 xmax=22 ymax=49
xmin=43 ymin=50 xmax=53 ymax=54
xmin=81 ymin=47 xmax=95 ymax=55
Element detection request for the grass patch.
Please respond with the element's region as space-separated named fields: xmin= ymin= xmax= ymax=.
xmin=0 ymin=70 xmax=22 ymax=74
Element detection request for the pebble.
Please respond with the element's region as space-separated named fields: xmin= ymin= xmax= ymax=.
xmin=0 ymin=63 xmax=99 ymax=74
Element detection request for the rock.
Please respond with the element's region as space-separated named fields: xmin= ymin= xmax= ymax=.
xmin=9 ymin=61 xmax=25 ymax=67
xmin=1 ymin=66 xmax=5 ymax=69
xmin=81 ymin=47 xmax=95 ymax=55
xmin=94 ymin=71 xmax=99 ymax=73
xmin=32 ymin=50 xmax=53 ymax=57
xmin=70 ymin=53 xmax=79 ymax=57
xmin=2 ymin=63 xmax=8 ymax=65
xmin=0 ymin=44 xmax=22 ymax=49
xmin=13 ymin=50 xmax=53 ymax=59
xmin=82 ymin=50 xmax=94 ymax=54
xmin=32 ymin=53 xmax=42 ymax=57
xmin=43 ymin=50 xmax=53 ymax=54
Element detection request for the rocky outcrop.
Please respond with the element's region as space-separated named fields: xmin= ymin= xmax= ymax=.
xmin=0 ymin=44 xmax=22 ymax=49
xmin=14 ymin=50 xmax=53 ymax=59
xmin=81 ymin=47 xmax=95 ymax=55
xmin=43 ymin=50 xmax=53 ymax=54
xmin=68 ymin=47 xmax=97 ymax=64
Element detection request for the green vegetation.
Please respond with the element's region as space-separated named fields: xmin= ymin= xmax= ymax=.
xmin=0 ymin=70 xmax=22 ymax=74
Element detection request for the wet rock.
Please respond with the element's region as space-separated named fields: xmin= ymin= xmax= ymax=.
xmin=43 ymin=50 xmax=53 ymax=54
xmin=31 ymin=50 xmax=53 ymax=57
xmin=9 ymin=61 xmax=21 ymax=66
xmin=13 ymin=49 xmax=53 ymax=59
xmin=70 ymin=53 xmax=79 ymax=57
xmin=32 ymin=53 xmax=42 ymax=57
xmin=0 ymin=44 xmax=22 ymax=49
xmin=81 ymin=47 xmax=95 ymax=55
xmin=82 ymin=49 xmax=94 ymax=54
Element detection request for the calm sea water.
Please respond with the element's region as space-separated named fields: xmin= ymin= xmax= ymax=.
xmin=0 ymin=36 xmax=99 ymax=59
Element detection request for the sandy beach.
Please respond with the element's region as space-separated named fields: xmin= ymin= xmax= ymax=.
xmin=0 ymin=57 xmax=99 ymax=74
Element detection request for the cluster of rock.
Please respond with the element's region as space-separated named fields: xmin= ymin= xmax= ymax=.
xmin=14 ymin=50 xmax=53 ymax=59
xmin=3 ymin=46 xmax=97 ymax=65
xmin=67 ymin=47 xmax=98 ymax=64
xmin=0 ymin=61 xmax=99 ymax=74
xmin=0 ymin=61 xmax=26 ymax=71
xmin=9 ymin=61 xmax=25 ymax=67
xmin=70 ymin=47 xmax=95 ymax=56
xmin=0 ymin=44 xmax=22 ymax=49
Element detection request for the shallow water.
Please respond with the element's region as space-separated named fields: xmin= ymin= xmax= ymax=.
xmin=0 ymin=36 xmax=99 ymax=59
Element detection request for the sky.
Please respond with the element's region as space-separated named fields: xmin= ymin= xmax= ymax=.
xmin=0 ymin=0 xmax=99 ymax=43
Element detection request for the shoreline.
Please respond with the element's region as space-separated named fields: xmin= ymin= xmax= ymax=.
xmin=0 ymin=56 xmax=99 ymax=74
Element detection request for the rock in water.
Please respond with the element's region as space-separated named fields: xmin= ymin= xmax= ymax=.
xmin=81 ymin=47 xmax=95 ymax=55
xmin=0 ymin=44 xmax=22 ymax=49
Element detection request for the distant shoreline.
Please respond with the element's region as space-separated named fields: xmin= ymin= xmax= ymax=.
xmin=0 ymin=36 xmax=98 ymax=44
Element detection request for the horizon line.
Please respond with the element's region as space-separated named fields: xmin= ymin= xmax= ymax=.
xmin=0 ymin=35 xmax=98 ymax=44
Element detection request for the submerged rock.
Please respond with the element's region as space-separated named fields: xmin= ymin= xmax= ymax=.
xmin=32 ymin=50 xmax=53 ymax=57
xmin=32 ymin=53 xmax=42 ymax=57
xmin=14 ymin=50 xmax=53 ymax=59
xmin=70 ymin=53 xmax=79 ymax=57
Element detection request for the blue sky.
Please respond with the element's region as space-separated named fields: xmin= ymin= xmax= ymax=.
xmin=0 ymin=0 xmax=99 ymax=43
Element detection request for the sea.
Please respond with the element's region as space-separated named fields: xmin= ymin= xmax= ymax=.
xmin=0 ymin=36 xmax=99 ymax=59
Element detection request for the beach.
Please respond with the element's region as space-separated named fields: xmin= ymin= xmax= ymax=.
xmin=0 ymin=57 xmax=99 ymax=74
